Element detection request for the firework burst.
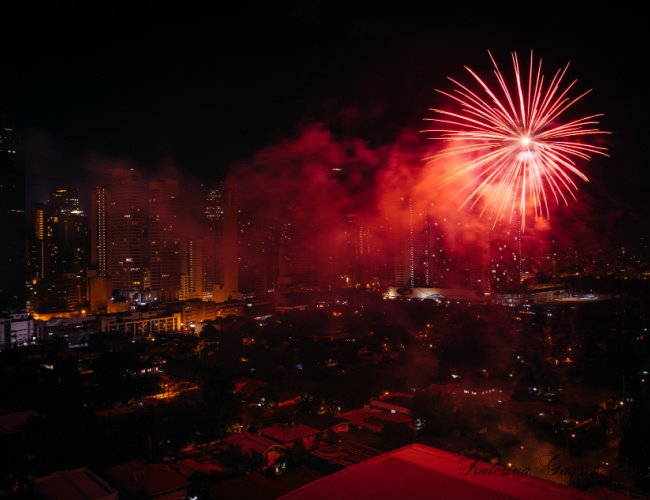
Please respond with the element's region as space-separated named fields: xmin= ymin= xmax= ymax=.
xmin=423 ymin=51 xmax=609 ymax=229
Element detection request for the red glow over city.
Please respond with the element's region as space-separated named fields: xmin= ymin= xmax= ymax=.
xmin=1 ymin=6 xmax=648 ymax=500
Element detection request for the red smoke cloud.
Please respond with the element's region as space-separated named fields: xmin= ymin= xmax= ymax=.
xmin=76 ymin=116 xmax=606 ymax=289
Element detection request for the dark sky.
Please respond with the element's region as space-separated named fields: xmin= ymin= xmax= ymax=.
xmin=1 ymin=3 xmax=647 ymax=220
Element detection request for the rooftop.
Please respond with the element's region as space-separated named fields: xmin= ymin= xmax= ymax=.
xmin=281 ymin=444 xmax=594 ymax=499
xmin=94 ymin=406 xmax=138 ymax=418
xmin=103 ymin=460 xmax=188 ymax=498
xmin=299 ymin=413 xmax=346 ymax=431
xmin=233 ymin=377 xmax=269 ymax=395
xmin=260 ymin=424 xmax=320 ymax=444
xmin=310 ymin=441 xmax=382 ymax=469
xmin=0 ymin=410 xmax=40 ymax=435
xmin=337 ymin=408 xmax=414 ymax=432
xmin=34 ymin=467 xmax=117 ymax=500
xmin=222 ymin=432 xmax=282 ymax=455
xmin=208 ymin=472 xmax=288 ymax=499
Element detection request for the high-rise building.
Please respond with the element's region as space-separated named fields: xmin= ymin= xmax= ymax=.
xmin=90 ymin=187 xmax=108 ymax=277
xmin=265 ymin=204 xmax=321 ymax=293
xmin=43 ymin=188 xmax=88 ymax=279
xmin=394 ymin=197 xmax=415 ymax=287
xmin=393 ymin=199 xmax=447 ymax=288
xmin=47 ymin=188 xmax=88 ymax=311
xmin=28 ymin=188 xmax=89 ymax=312
xmin=466 ymin=239 xmax=489 ymax=293
xmin=394 ymin=196 xmax=439 ymax=288
xmin=202 ymin=183 xmax=225 ymax=295
xmin=489 ymin=213 xmax=522 ymax=292
xmin=107 ymin=168 xmax=146 ymax=298
xmin=148 ymin=178 xmax=181 ymax=302
xmin=28 ymin=203 xmax=46 ymax=282
xmin=268 ymin=206 xmax=309 ymax=293
xmin=414 ymin=203 xmax=446 ymax=288
xmin=0 ymin=121 xmax=26 ymax=312
xmin=214 ymin=181 xmax=240 ymax=302
xmin=204 ymin=182 xmax=225 ymax=224
xmin=427 ymin=209 xmax=454 ymax=287
xmin=180 ymin=238 xmax=205 ymax=300
xmin=340 ymin=213 xmax=373 ymax=288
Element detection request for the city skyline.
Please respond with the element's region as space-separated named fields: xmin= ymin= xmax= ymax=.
xmin=1 ymin=6 xmax=649 ymax=499
xmin=15 ymin=161 xmax=646 ymax=317
xmin=0 ymin=6 xmax=646 ymax=226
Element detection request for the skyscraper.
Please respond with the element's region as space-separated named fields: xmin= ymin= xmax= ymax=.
xmin=339 ymin=213 xmax=374 ymax=288
xmin=28 ymin=203 xmax=46 ymax=283
xmin=90 ymin=187 xmax=108 ymax=277
xmin=0 ymin=121 xmax=26 ymax=312
xmin=489 ymin=213 xmax=522 ymax=293
xmin=148 ymin=178 xmax=181 ymax=302
xmin=427 ymin=209 xmax=454 ymax=287
xmin=213 ymin=181 xmax=240 ymax=302
xmin=27 ymin=188 xmax=89 ymax=312
xmin=43 ymin=188 xmax=88 ymax=279
xmin=394 ymin=197 xmax=415 ymax=287
xmin=180 ymin=238 xmax=205 ymax=300
xmin=202 ymin=183 xmax=225 ymax=295
xmin=107 ymin=168 xmax=146 ymax=298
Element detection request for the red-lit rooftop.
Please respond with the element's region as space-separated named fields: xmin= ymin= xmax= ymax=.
xmin=281 ymin=444 xmax=595 ymax=500
xmin=260 ymin=424 xmax=320 ymax=445
xmin=34 ymin=468 xmax=117 ymax=500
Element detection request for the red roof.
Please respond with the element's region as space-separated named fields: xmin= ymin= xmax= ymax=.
xmin=310 ymin=441 xmax=382 ymax=468
xmin=34 ymin=467 xmax=117 ymax=500
xmin=222 ymin=432 xmax=281 ymax=454
xmin=0 ymin=410 xmax=40 ymax=435
xmin=337 ymin=408 xmax=414 ymax=432
xmin=103 ymin=460 xmax=188 ymax=498
xmin=172 ymin=457 xmax=229 ymax=477
xmin=95 ymin=406 xmax=138 ymax=418
xmin=233 ymin=377 xmax=269 ymax=394
xmin=259 ymin=424 xmax=320 ymax=444
xmin=281 ymin=444 xmax=594 ymax=499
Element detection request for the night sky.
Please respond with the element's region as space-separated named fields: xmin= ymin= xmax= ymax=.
xmin=1 ymin=3 xmax=647 ymax=231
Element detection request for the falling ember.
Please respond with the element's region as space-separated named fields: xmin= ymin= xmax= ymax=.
xmin=422 ymin=51 xmax=609 ymax=230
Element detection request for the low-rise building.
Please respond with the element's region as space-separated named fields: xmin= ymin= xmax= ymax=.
xmin=309 ymin=441 xmax=382 ymax=473
xmin=103 ymin=460 xmax=188 ymax=498
xmin=0 ymin=312 xmax=36 ymax=350
xmin=99 ymin=311 xmax=182 ymax=335
xmin=0 ymin=410 xmax=41 ymax=437
xmin=221 ymin=432 xmax=287 ymax=469
xmin=260 ymin=424 xmax=321 ymax=450
xmin=34 ymin=467 xmax=117 ymax=500
xmin=337 ymin=408 xmax=415 ymax=433
xmin=370 ymin=392 xmax=414 ymax=415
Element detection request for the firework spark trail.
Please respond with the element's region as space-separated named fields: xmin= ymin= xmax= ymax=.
xmin=423 ymin=51 xmax=609 ymax=229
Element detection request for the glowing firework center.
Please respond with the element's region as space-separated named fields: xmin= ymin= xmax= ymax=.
xmin=423 ymin=52 xmax=608 ymax=229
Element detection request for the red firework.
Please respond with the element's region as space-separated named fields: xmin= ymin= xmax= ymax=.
xmin=423 ymin=51 xmax=609 ymax=229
